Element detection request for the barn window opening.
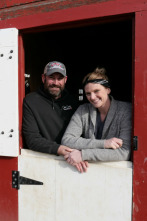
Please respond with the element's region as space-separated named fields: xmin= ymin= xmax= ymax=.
xmin=23 ymin=18 xmax=132 ymax=103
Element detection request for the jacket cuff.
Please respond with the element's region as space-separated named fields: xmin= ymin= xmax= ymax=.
xmin=81 ymin=149 xmax=88 ymax=161
xmin=52 ymin=144 xmax=60 ymax=155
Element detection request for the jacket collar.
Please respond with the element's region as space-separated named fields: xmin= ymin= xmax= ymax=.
xmin=89 ymin=96 xmax=117 ymax=137
xmin=102 ymin=96 xmax=117 ymax=138
xmin=89 ymin=104 xmax=97 ymax=131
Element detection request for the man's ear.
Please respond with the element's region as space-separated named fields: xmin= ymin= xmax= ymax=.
xmin=42 ymin=74 xmax=46 ymax=83
xmin=65 ymin=76 xmax=68 ymax=84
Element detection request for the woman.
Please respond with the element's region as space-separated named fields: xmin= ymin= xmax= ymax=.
xmin=61 ymin=67 xmax=132 ymax=166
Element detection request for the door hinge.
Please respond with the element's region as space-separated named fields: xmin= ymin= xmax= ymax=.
xmin=12 ymin=170 xmax=43 ymax=190
xmin=133 ymin=136 xmax=138 ymax=151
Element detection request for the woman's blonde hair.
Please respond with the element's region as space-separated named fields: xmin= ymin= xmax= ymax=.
xmin=82 ymin=67 xmax=109 ymax=84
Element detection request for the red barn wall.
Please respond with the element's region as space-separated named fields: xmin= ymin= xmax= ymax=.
xmin=0 ymin=1 xmax=147 ymax=221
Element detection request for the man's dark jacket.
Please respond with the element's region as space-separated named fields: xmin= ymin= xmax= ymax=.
xmin=22 ymin=85 xmax=78 ymax=155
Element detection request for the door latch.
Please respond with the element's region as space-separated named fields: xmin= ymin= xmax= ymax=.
xmin=133 ymin=136 xmax=138 ymax=151
xmin=12 ymin=170 xmax=43 ymax=190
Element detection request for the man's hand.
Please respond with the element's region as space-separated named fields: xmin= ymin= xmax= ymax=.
xmin=57 ymin=145 xmax=73 ymax=156
xmin=104 ymin=137 xmax=123 ymax=149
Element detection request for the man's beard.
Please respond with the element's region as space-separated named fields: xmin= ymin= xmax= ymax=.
xmin=44 ymin=84 xmax=64 ymax=99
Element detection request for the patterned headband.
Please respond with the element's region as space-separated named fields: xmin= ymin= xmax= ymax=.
xmin=83 ymin=78 xmax=110 ymax=88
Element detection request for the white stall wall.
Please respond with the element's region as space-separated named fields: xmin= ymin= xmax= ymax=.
xmin=19 ymin=149 xmax=132 ymax=221
xmin=0 ymin=28 xmax=19 ymax=156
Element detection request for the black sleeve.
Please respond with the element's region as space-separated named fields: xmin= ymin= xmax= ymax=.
xmin=22 ymin=99 xmax=60 ymax=155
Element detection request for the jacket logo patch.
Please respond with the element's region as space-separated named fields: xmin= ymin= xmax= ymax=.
xmin=62 ymin=105 xmax=72 ymax=110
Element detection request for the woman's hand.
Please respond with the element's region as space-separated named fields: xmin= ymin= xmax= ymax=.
xmin=65 ymin=149 xmax=82 ymax=164
xmin=64 ymin=150 xmax=89 ymax=173
xmin=74 ymin=161 xmax=89 ymax=173
xmin=104 ymin=137 xmax=123 ymax=149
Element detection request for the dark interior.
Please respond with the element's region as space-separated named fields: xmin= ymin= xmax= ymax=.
xmin=23 ymin=18 xmax=133 ymax=103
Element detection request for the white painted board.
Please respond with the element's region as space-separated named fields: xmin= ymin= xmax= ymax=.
xmin=19 ymin=149 xmax=132 ymax=221
xmin=0 ymin=28 xmax=19 ymax=156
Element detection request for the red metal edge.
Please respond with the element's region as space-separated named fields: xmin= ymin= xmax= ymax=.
xmin=18 ymin=33 xmax=25 ymax=152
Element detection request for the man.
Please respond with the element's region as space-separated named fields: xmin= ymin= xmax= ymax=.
xmin=22 ymin=61 xmax=88 ymax=172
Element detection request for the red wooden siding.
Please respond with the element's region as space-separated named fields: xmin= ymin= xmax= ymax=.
xmin=133 ymin=10 xmax=147 ymax=221
xmin=0 ymin=0 xmax=146 ymax=22
xmin=0 ymin=157 xmax=18 ymax=221
xmin=0 ymin=0 xmax=42 ymax=9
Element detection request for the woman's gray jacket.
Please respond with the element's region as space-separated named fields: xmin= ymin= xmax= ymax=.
xmin=61 ymin=97 xmax=132 ymax=161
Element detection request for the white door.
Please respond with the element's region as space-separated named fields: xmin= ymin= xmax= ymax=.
xmin=2 ymin=27 xmax=132 ymax=220
xmin=18 ymin=149 xmax=132 ymax=221
xmin=0 ymin=28 xmax=19 ymax=157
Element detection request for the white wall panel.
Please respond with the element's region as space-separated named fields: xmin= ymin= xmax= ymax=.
xmin=0 ymin=28 xmax=19 ymax=156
